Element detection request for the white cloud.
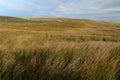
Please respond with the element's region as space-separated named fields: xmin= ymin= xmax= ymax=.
xmin=0 ymin=0 xmax=120 ymax=21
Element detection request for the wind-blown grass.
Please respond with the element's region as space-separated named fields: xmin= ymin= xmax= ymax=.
xmin=0 ymin=18 xmax=120 ymax=80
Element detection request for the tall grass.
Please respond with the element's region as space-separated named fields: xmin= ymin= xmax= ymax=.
xmin=0 ymin=38 xmax=119 ymax=80
xmin=0 ymin=19 xmax=120 ymax=80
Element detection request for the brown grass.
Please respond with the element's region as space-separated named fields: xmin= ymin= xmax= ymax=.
xmin=0 ymin=18 xmax=120 ymax=80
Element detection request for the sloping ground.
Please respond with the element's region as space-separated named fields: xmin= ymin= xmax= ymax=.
xmin=0 ymin=16 xmax=26 ymax=22
xmin=0 ymin=16 xmax=120 ymax=26
xmin=27 ymin=18 xmax=120 ymax=31
xmin=0 ymin=17 xmax=120 ymax=42
xmin=0 ymin=16 xmax=120 ymax=80
xmin=0 ymin=16 xmax=25 ymax=20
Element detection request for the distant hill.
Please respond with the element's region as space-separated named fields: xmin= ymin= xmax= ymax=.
xmin=0 ymin=16 xmax=26 ymax=22
xmin=28 ymin=18 xmax=120 ymax=25
xmin=0 ymin=16 xmax=120 ymax=27
xmin=27 ymin=18 xmax=120 ymax=29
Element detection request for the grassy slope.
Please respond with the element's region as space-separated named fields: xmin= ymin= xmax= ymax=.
xmin=0 ymin=16 xmax=120 ymax=80
xmin=0 ymin=16 xmax=26 ymax=21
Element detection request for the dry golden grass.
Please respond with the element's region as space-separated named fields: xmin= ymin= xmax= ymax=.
xmin=0 ymin=17 xmax=120 ymax=80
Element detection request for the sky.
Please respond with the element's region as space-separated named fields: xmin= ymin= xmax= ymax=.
xmin=0 ymin=0 xmax=120 ymax=22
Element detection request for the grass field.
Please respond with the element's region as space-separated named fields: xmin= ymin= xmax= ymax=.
xmin=0 ymin=16 xmax=120 ymax=80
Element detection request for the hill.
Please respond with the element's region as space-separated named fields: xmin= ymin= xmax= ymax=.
xmin=0 ymin=16 xmax=120 ymax=80
xmin=0 ymin=16 xmax=119 ymax=27
xmin=0 ymin=16 xmax=26 ymax=22
xmin=20 ymin=17 xmax=120 ymax=28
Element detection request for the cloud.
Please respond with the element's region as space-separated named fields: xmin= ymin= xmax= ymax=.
xmin=0 ymin=0 xmax=120 ymax=21
xmin=54 ymin=0 xmax=120 ymax=21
